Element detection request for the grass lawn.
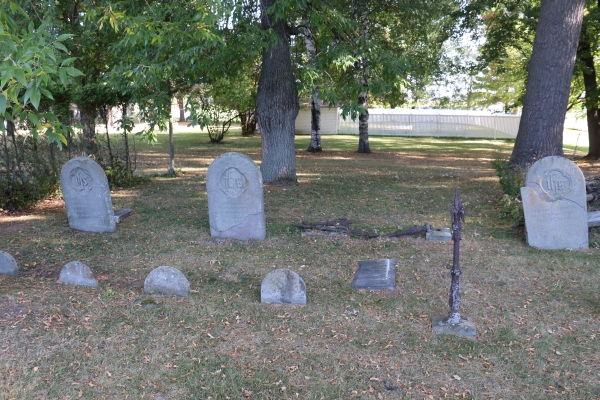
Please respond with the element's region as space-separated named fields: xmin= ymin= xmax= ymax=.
xmin=1 ymin=131 xmax=599 ymax=399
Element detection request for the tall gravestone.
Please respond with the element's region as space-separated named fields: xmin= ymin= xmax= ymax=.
xmin=61 ymin=157 xmax=116 ymax=233
xmin=206 ymin=152 xmax=266 ymax=240
xmin=521 ymin=156 xmax=588 ymax=250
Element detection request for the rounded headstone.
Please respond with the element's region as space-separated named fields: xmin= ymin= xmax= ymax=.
xmin=60 ymin=156 xmax=116 ymax=233
xmin=0 ymin=251 xmax=18 ymax=276
xmin=521 ymin=156 xmax=588 ymax=250
xmin=59 ymin=261 xmax=98 ymax=288
xmin=144 ymin=266 xmax=190 ymax=298
xmin=261 ymin=268 xmax=306 ymax=305
xmin=206 ymin=152 xmax=266 ymax=240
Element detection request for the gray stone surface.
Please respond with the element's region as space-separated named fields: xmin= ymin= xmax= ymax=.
xmin=144 ymin=266 xmax=190 ymax=298
xmin=261 ymin=269 xmax=306 ymax=305
xmin=60 ymin=157 xmax=116 ymax=233
xmin=0 ymin=251 xmax=18 ymax=276
xmin=59 ymin=261 xmax=98 ymax=288
xmin=113 ymin=208 xmax=133 ymax=223
xmin=206 ymin=152 xmax=266 ymax=240
xmin=432 ymin=315 xmax=478 ymax=339
xmin=588 ymin=211 xmax=600 ymax=227
xmin=521 ymin=156 xmax=588 ymax=250
xmin=352 ymin=259 xmax=396 ymax=290
xmin=426 ymin=226 xmax=451 ymax=241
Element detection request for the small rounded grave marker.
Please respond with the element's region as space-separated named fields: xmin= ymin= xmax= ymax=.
xmin=59 ymin=261 xmax=98 ymax=288
xmin=261 ymin=269 xmax=306 ymax=305
xmin=144 ymin=266 xmax=190 ymax=298
xmin=0 ymin=251 xmax=18 ymax=276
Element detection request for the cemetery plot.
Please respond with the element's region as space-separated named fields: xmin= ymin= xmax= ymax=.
xmin=2 ymin=134 xmax=599 ymax=399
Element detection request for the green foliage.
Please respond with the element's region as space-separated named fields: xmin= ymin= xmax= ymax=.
xmin=96 ymin=127 xmax=147 ymax=188
xmin=106 ymin=0 xmax=227 ymax=132
xmin=103 ymin=157 xmax=148 ymax=188
xmin=0 ymin=134 xmax=68 ymax=210
xmin=492 ymin=157 xmax=525 ymax=222
xmin=300 ymin=0 xmax=462 ymax=118
xmin=0 ymin=1 xmax=83 ymax=147
xmin=492 ymin=157 xmax=525 ymax=198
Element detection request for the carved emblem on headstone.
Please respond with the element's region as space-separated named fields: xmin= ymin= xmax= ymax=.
xmin=69 ymin=167 xmax=94 ymax=195
xmin=541 ymin=169 xmax=571 ymax=200
xmin=220 ymin=167 xmax=247 ymax=198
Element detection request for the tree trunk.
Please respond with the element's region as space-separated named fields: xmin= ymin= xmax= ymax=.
xmin=308 ymin=92 xmax=322 ymax=152
xmin=357 ymin=92 xmax=371 ymax=153
xmin=256 ymin=0 xmax=299 ymax=183
xmin=356 ymin=7 xmax=370 ymax=154
xmin=101 ymin=106 xmax=115 ymax=170
xmin=578 ymin=26 xmax=600 ymax=158
xmin=240 ymin=110 xmax=257 ymax=136
xmin=80 ymin=106 xmax=98 ymax=157
xmin=304 ymin=26 xmax=322 ymax=153
xmin=122 ymin=103 xmax=131 ymax=175
xmin=168 ymin=119 xmax=175 ymax=174
xmin=178 ymin=96 xmax=186 ymax=122
xmin=509 ymin=0 xmax=585 ymax=169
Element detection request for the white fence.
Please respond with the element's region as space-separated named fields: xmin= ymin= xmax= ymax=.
xmin=338 ymin=109 xmax=520 ymax=139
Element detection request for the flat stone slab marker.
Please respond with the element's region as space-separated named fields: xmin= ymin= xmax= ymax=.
xmin=351 ymin=258 xmax=396 ymax=290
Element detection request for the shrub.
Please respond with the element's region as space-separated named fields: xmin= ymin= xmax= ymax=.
xmin=492 ymin=157 xmax=525 ymax=223
xmin=0 ymin=134 xmax=69 ymax=210
xmin=491 ymin=157 xmax=525 ymax=198
xmin=96 ymin=133 xmax=147 ymax=187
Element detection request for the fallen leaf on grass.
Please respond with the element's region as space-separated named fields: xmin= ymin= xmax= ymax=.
xmin=453 ymin=375 xmax=461 ymax=381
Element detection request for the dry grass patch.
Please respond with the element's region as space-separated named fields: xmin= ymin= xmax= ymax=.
xmin=1 ymin=133 xmax=599 ymax=399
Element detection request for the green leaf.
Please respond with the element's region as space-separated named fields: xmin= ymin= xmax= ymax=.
xmin=53 ymin=41 xmax=68 ymax=53
xmin=14 ymin=68 xmax=27 ymax=86
xmin=60 ymin=57 xmax=78 ymax=66
xmin=0 ymin=94 xmax=5 ymax=115
xmin=58 ymin=68 xmax=68 ymax=86
xmin=39 ymin=87 xmax=53 ymax=99
xmin=30 ymin=87 xmax=41 ymax=109
xmin=1 ymin=69 xmax=13 ymax=89
xmin=56 ymin=34 xmax=74 ymax=41
xmin=27 ymin=112 xmax=39 ymax=126
xmin=64 ymin=67 xmax=83 ymax=77
xmin=23 ymin=86 xmax=32 ymax=105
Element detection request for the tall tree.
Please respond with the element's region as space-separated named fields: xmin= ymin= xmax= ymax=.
xmin=255 ymin=0 xmax=299 ymax=182
xmin=509 ymin=0 xmax=586 ymax=169
xmin=466 ymin=0 xmax=600 ymax=155
xmin=577 ymin=0 xmax=600 ymax=158
xmin=314 ymin=0 xmax=461 ymax=153
xmin=106 ymin=0 xmax=224 ymax=174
